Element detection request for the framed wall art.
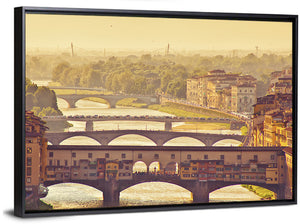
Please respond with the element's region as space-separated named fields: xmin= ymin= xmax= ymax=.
xmin=14 ymin=6 xmax=298 ymax=217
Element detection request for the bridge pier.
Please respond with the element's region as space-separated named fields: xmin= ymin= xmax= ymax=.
xmin=108 ymin=99 xmax=118 ymax=108
xmin=25 ymin=185 xmax=40 ymax=210
xmin=103 ymin=179 xmax=120 ymax=207
xmin=230 ymin=121 xmax=246 ymax=130
xmin=165 ymin=121 xmax=172 ymax=131
xmin=66 ymin=98 xmax=77 ymax=108
xmin=192 ymin=181 xmax=209 ymax=203
xmin=276 ymin=184 xmax=288 ymax=200
xmin=85 ymin=120 xmax=94 ymax=132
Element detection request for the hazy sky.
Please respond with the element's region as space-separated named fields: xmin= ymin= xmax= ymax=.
xmin=26 ymin=13 xmax=292 ymax=52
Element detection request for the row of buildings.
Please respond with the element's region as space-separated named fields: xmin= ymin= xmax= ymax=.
xmin=251 ymin=68 xmax=293 ymax=197
xmin=186 ymin=70 xmax=257 ymax=113
xmin=44 ymin=151 xmax=286 ymax=185
xmin=252 ymin=67 xmax=293 ymax=148
xmin=46 ymin=158 xmax=133 ymax=182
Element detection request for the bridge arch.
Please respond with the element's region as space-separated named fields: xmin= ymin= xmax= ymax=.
xmin=119 ymin=181 xmax=192 ymax=205
xmin=42 ymin=182 xmax=104 ymax=206
xmin=60 ymin=136 xmax=101 ymax=145
xmin=212 ymin=139 xmax=242 ymax=146
xmin=209 ymin=183 xmax=276 ymax=201
xmin=163 ymin=137 xmax=205 ymax=146
xmin=115 ymin=97 xmax=148 ymax=107
xmin=79 ymin=97 xmax=110 ymax=108
xmin=108 ymin=134 xmax=157 ymax=146
xmin=56 ymin=97 xmax=71 ymax=109
xmin=133 ymin=161 xmax=148 ymax=173
xmin=149 ymin=161 xmax=161 ymax=173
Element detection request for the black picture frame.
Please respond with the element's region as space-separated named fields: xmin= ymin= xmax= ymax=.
xmin=14 ymin=6 xmax=298 ymax=217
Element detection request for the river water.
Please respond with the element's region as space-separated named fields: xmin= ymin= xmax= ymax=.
xmin=39 ymin=88 xmax=261 ymax=209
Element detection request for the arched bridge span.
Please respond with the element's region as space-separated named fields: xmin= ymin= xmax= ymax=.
xmin=45 ymin=130 xmax=244 ymax=146
xmin=57 ymin=94 xmax=159 ymax=108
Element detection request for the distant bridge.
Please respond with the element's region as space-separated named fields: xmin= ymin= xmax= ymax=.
xmin=55 ymin=94 xmax=159 ymax=108
xmin=43 ymin=115 xmax=245 ymax=131
xmin=45 ymin=130 xmax=245 ymax=146
xmin=49 ymin=86 xmax=106 ymax=92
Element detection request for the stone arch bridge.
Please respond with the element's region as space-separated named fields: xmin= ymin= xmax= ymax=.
xmin=44 ymin=177 xmax=285 ymax=206
xmin=56 ymin=94 xmax=159 ymax=108
xmin=45 ymin=130 xmax=245 ymax=146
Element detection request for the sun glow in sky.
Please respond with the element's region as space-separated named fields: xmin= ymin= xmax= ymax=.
xmin=26 ymin=13 xmax=292 ymax=52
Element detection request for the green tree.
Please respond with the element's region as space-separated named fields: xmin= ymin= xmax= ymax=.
xmin=38 ymin=107 xmax=62 ymax=117
xmin=25 ymin=93 xmax=37 ymax=110
xmin=34 ymin=86 xmax=57 ymax=109
xmin=241 ymin=126 xmax=248 ymax=136
xmin=52 ymin=62 xmax=70 ymax=82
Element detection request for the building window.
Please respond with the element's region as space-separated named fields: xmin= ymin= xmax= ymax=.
xmin=254 ymin=155 xmax=258 ymax=161
xmin=57 ymin=160 xmax=60 ymax=166
xmin=154 ymin=154 xmax=159 ymax=159
xmin=204 ymin=155 xmax=208 ymax=160
xmin=27 ymin=167 xmax=32 ymax=176
xmin=72 ymin=152 xmax=76 ymax=158
xmin=49 ymin=160 xmax=53 ymax=166
xmin=237 ymin=155 xmax=242 ymax=160
xmin=27 ymin=147 xmax=32 ymax=154
xmin=73 ymin=160 xmax=77 ymax=166
xmin=65 ymin=160 xmax=68 ymax=166
xmin=27 ymin=139 xmax=33 ymax=143
xmin=138 ymin=153 xmax=142 ymax=159
xmin=220 ymin=155 xmax=224 ymax=160
xmin=171 ymin=154 xmax=175 ymax=159
xmin=187 ymin=154 xmax=191 ymax=160
xmin=26 ymin=177 xmax=31 ymax=183
xmin=27 ymin=157 xmax=32 ymax=166
xmin=121 ymin=153 xmax=126 ymax=159
xmin=49 ymin=152 xmax=53 ymax=157
xmin=88 ymin=153 xmax=93 ymax=159
xmin=105 ymin=153 xmax=109 ymax=158
xmin=271 ymin=155 xmax=275 ymax=160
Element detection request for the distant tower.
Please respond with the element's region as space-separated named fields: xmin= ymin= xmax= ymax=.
xmin=232 ymin=49 xmax=237 ymax=58
xmin=165 ymin=43 xmax=170 ymax=55
xmin=71 ymin=42 xmax=74 ymax=57
xmin=255 ymin=46 xmax=259 ymax=57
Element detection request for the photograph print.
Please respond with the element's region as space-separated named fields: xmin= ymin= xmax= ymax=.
xmin=22 ymin=8 xmax=296 ymax=213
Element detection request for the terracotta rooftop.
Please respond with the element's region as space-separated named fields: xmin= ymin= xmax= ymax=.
xmin=283 ymin=147 xmax=292 ymax=155
xmin=209 ymin=69 xmax=225 ymax=73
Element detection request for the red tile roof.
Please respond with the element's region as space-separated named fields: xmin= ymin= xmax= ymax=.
xmin=283 ymin=147 xmax=292 ymax=155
